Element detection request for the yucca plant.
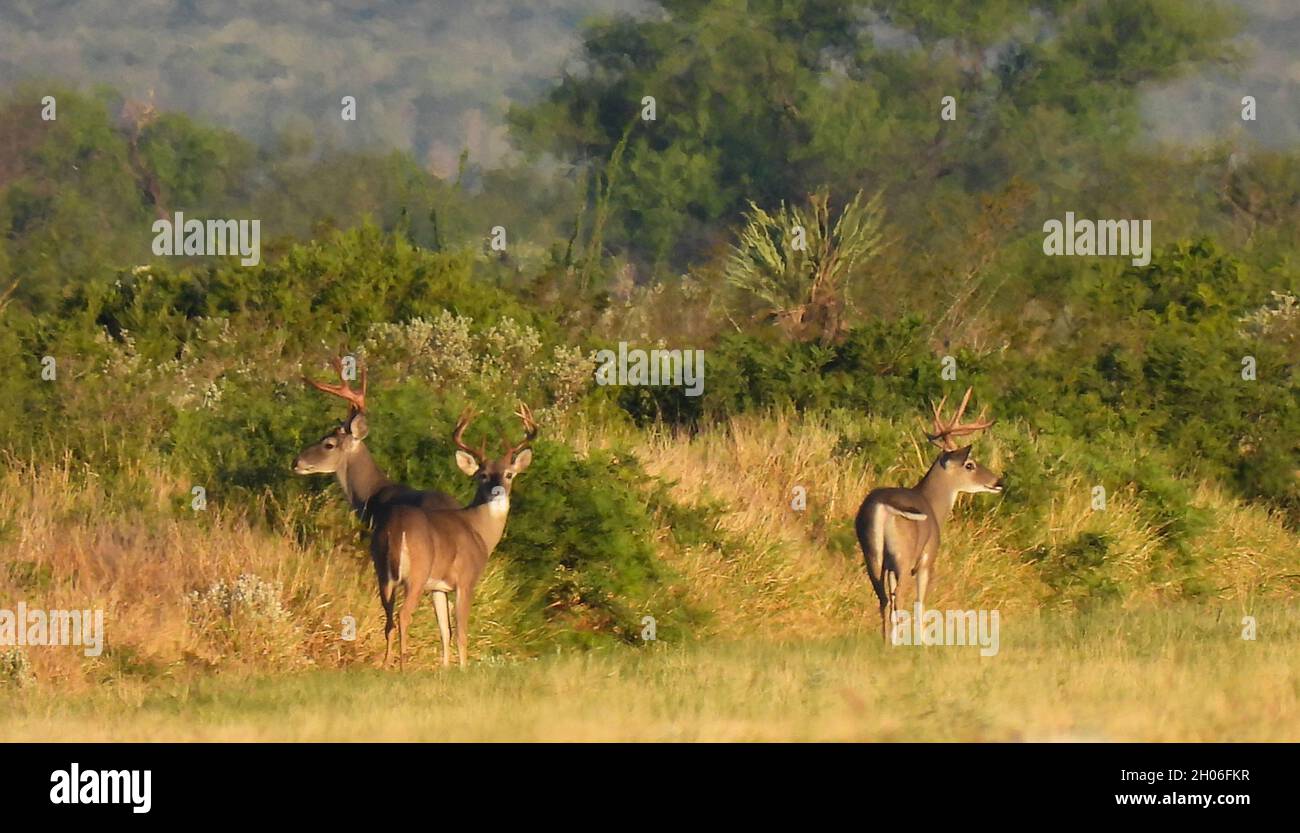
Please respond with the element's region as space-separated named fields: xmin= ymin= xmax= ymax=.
xmin=725 ymin=187 xmax=885 ymax=342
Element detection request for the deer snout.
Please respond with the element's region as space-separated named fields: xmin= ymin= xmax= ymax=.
xmin=990 ymin=476 xmax=1005 ymax=493
xmin=292 ymin=455 xmax=310 ymax=474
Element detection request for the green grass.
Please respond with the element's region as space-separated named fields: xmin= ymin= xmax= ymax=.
xmin=4 ymin=604 xmax=1297 ymax=742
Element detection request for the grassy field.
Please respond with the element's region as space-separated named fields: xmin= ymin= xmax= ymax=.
xmin=4 ymin=604 xmax=1296 ymax=742
xmin=4 ymin=410 xmax=1300 ymax=743
xmin=3 ymin=414 xmax=1298 ymax=741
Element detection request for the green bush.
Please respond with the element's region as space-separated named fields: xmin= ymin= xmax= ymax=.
xmin=1024 ymin=532 xmax=1122 ymax=607
xmin=612 ymin=241 xmax=1298 ymax=524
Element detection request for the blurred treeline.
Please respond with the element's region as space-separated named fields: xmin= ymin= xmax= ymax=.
xmin=1 ymin=0 xmax=1297 ymax=529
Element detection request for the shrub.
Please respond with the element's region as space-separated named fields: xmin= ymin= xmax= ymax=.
xmin=0 ymin=648 xmax=34 ymax=688
xmin=187 ymin=573 xmax=302 ymax=667
xmin=187 ymin=573 xmax=290 ymax=623
xmin=1024 ymin=533 xmax=1122 ymax=607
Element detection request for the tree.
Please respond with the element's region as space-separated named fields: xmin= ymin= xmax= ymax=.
xmin=510 ymin=0 xmax=1241 ymax=287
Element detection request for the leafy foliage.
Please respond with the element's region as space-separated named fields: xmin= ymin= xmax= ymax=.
xmin=726 ymin=188 xmax=886 ymax=342
xmin=1 ymin=3 xmax=1296 ymax=641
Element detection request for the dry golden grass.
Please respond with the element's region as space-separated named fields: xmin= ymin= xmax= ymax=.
xmin=622 ymin=411 xmax=1299 ymax=627
xmin=628 ymin=412 xmax=877 ymax=638
xmin=0 ymin=456 xmax=531 ymax=688
xmin=1194 ymin=481 xmax=1300 ymax=598
xmin=5 ymin=607 xmax=1298 ymax=741
xmin=2 ymin=411 xmax=1297 ymax=744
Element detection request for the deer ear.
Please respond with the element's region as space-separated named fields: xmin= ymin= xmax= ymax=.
xmin=511 ymin=447 xmax=533 ymax=473
xmin=941 ymin=446 xmax=971 ymax=468
xmin=455 ymin=450 xmax=480 ymax=476
xmin=346 ymin=412 xmax=369 ymax=440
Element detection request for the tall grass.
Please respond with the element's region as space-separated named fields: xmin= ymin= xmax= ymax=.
xmin=1 ymin=409 xmax=1296 ymax=692
xmin=0 ymin=456 xmax=531 ymax=688
xmin=621 ymin=408 xmax=1299 ymax=647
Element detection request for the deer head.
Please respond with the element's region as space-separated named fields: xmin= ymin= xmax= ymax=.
xmin=292 ymin=355 xmax=370 ymax=475
xmin=925 ymin=387 xmax=1004 ymax=495
xmin=452 ymin=403 xmax=537 ymax=507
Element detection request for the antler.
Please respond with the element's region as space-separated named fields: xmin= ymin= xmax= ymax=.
xmin=456 ymin=403 xmax=538 ymax=462
xmin=452 ymin=406 xmax=488 ymax=463
xmin=925 ymin=386 xmax=994 ymax=451
xmin=304 ymin=354 xmax=367 ymax=415
xmin=501 ymin=402 xmax=538 ymax=459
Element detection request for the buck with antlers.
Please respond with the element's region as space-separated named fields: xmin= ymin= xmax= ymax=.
xmin=292 ymin=356 xmax=459 ymax=518
xmin=387 ymin=404 xmax=536 ymax=668
xmin=855 ymin=387 xmax=1004 ymax=643
xmin=292 ymin=356 xmax=461 ymax=667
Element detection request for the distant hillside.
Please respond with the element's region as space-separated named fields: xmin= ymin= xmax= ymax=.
xmin=0 ymin=0 xmax=1295 ymax=179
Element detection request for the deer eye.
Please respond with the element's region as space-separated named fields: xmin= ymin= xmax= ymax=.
xmin=964 ymin=461 xmax=975 ymax=470
xmin=505 ymin=471 xmax=514 ymax=480
xmin=324 ymin=441 xmax=336 ymax=449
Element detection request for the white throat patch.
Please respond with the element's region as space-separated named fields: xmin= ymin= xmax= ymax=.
xmin=487 ymin=491 xmax=510 ymax=518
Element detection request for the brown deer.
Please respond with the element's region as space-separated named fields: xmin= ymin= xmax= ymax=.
xmin=384 ymin=404 xmax=536 ymax=668
xmin=292 ymin=356 xmax=460 ymax=518
xmin=855 ymin=387 xmax=1004 ymax=643
xmin=291 ymin=356 xmax=459 ymax=666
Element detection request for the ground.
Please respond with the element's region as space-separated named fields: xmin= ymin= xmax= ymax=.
xmin=5 ymin=604 xmax=1296 ymax=742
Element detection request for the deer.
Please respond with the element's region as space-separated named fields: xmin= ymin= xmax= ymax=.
xmin=384 ymin=403 xmax=537 ymax=668
xmin=855 ymin=387 xmax=1004 ymax=644
xmin=291 ymin=356 xmax=460 ymax=667
xmin=293 ymin=356 xmax=460 ymax=518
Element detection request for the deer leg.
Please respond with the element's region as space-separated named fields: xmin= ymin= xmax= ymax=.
xmin=873 ymin=569 xmax=891 ymax=644
xmin=432 ymin=591 xmax=451 ymax=668
xmin=865 ymin=546 xmax=889 ymax=643
xmin=394 ymin=544 xmax=433 ymax=672
xmin=454 ymin=587 xmax=473 ymax=668
xmin=395 ymin=588 xmax=408 ymax=672
xmin=397 ymin=583 xmax=426 ymax=672
xmin=380 ymin=581 xmax=396 ymax=669
xmin=885 ymin=569 xmax=900 ymax=644
xmin=373 ymin=541 xmax=396 ymax=670
xmin=868 ymin=574 xmax=890 ymax=644
xmin=915 ymin=557 xmax=931 ymax=616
